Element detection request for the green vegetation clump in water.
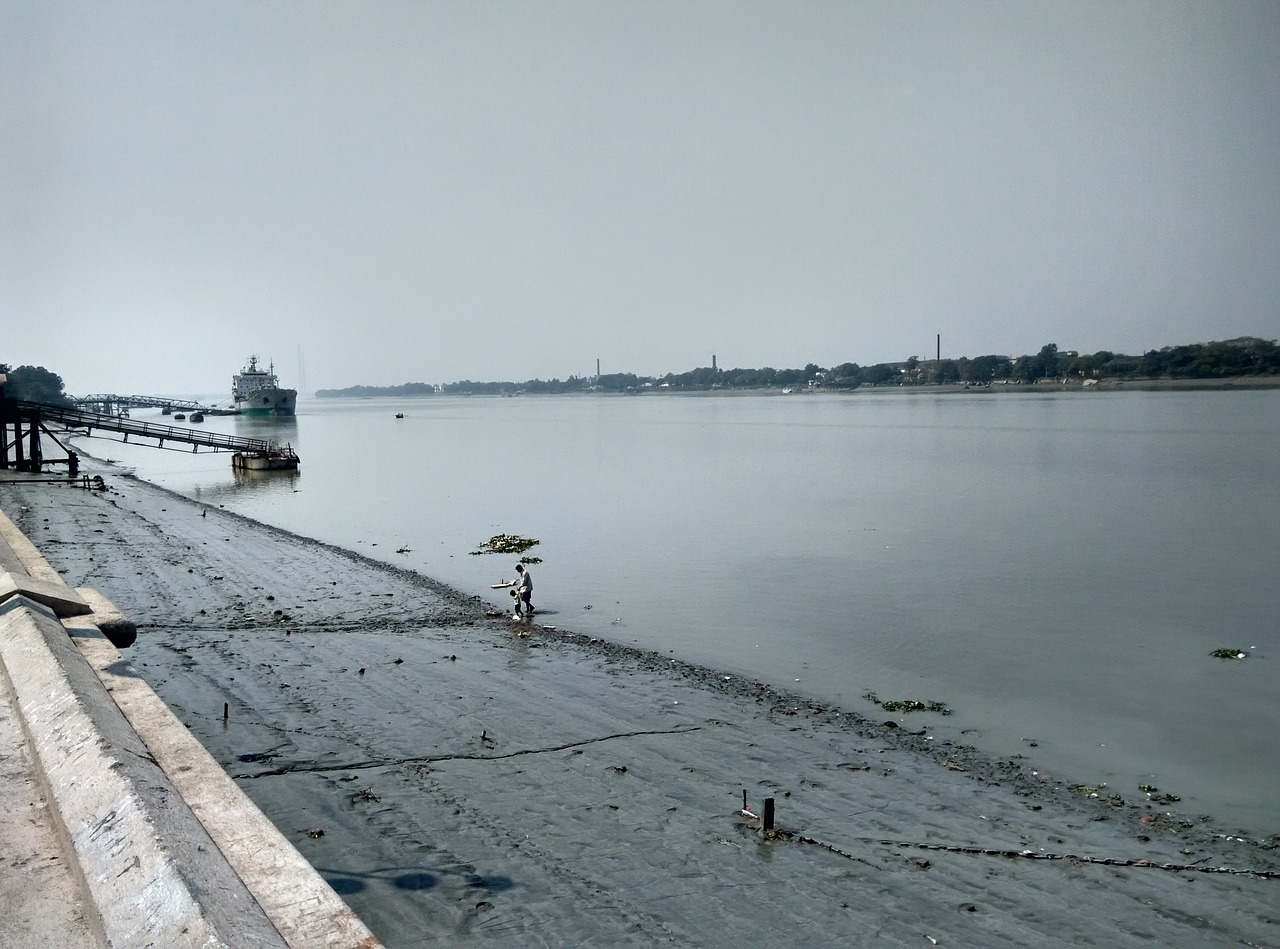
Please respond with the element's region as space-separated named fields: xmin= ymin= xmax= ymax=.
xmin=863 ymin=691 xmax=952 ymax=715
xmin=1210 ymin=647 xmax=1247 ymax=659
xmin=1072 ymin=784 xmax=1123 ymax=805
xmin=470 ymin=534 xmax=541 ymax=555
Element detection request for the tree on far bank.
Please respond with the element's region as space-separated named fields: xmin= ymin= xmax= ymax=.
xmin=930 ymin=359 xmax=961 ymax=384
xmin=964 ymin=354 xmax=1011 ymax=382
xmin=826 ymin=362 xmax=863 ymax=388
xmin=1038 ymin=343 xmax=1060 ymax=378
xmin=862 ymin=363 xmax=896 ymax=386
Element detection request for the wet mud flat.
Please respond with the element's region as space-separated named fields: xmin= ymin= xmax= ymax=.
xmin=3 ymin=466 xmax=1278 ymax=947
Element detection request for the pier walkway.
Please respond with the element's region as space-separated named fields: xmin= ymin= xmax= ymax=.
xmin=3 ymin=400 xmax=299 ymax=473
xmin=28 ymin=401 xmax=278 ymax=454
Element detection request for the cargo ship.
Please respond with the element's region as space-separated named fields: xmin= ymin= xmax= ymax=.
xmin=232 ymin=355 xmax=296 ymax=416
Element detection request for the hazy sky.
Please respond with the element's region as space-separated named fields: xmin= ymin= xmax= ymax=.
xmin=3 ymin=1 xmax=1278 ymax=395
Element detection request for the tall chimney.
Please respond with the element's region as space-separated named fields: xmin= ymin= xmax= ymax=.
xmin=936 ymin=334 xmax=941 ymax=362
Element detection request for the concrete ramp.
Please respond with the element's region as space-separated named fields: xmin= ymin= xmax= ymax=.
xmin=0 ymin=503 xmax=380 ymax=948
xmin=1 ymin=597 xmax=286 ymax=947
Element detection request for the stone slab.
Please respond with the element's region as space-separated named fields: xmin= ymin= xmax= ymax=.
xmin=0 ymin=572 xmax=91 ymax=618
xmin=0 ymin=531 xmax=26 ymax=578
xmin=0 ymin=650 xmax=98 ymax=948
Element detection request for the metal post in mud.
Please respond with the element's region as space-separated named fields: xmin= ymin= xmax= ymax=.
xmin=223 ymin=702 xmax=229 ymax=723
xmin=762 ymin=798 xmax=775 ymax=835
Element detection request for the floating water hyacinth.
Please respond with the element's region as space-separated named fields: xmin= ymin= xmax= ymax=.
xmin=863 ymin=691 xmax=952 ymax=715
xmin=1210 ymin=647 xmax=1247 ymax=660
xmin=469 ymin=533 xmax=541 ymax=555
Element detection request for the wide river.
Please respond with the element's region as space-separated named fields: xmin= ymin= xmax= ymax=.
xmin=80 ymin=388 xmax=1279 ymax=837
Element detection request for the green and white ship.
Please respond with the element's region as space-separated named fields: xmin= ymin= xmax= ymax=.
xmin=232 ymin=355 xmax=296 ymax=416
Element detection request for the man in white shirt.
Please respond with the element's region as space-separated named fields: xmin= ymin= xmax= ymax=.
xmin=513 ymin=563 xmax=533 ymax=615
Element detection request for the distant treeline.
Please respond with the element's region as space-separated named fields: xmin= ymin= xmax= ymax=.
xmin=314 ymin=337 xmax=1279 ymax=397
xmin=6 ymin=340 xmax=1277 ymax=406
xmin=313 ymin=382 xmax=438 ymax=398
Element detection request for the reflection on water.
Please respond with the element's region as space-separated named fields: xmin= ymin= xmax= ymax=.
xmin=191 ymin=468 xmax=301 ymax=502
xmin=234 ymin=415 xmax=300 ymax=450
xmin=232 ymin=467 xmax=301 ymax=491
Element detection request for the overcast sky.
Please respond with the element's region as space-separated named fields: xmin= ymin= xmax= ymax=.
xmin=3 ymin=1 xmax=1278 ymax=396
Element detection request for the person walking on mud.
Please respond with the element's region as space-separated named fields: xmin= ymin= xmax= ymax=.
xmin=513 ymin=563 xmax=533 ymax=616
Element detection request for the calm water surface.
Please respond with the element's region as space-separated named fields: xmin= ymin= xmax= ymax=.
xmin=84 ymin=389 xmax=1280 ymax=836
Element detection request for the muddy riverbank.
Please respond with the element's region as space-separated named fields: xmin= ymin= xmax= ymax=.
xmin=3 ymin=465 xmax=1277 ymax=946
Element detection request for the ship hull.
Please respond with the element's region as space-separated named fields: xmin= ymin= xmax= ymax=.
xmin=234 ymin=387 xmax=297 ymax=416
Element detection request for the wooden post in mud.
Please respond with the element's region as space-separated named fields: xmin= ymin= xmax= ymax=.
xmin=223 ymin=702 xmax=229 ymax=723
xmin=762 ymin=797 xmax=775 ymax=835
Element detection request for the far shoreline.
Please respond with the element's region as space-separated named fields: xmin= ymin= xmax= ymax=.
xmin=311 ymin=374 xmax=1280 ymax=401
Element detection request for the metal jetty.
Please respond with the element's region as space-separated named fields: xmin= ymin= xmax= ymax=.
xmin=73 ymin=394 xmax=240 ymax=417
xmin=2 ymin=398 xmax=299 ymax=474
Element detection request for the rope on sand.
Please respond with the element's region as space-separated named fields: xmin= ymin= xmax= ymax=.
xmin=863 ymin=837 xmax=1279 ymax=878
xmin=743 ymin=819 xmax=1280 ymax=879
xmin=233 ymin=725 xmax=703 ymax=778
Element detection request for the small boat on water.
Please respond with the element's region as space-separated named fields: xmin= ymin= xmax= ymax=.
xmin=173 ymin=413 xmax=187 ymax=421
